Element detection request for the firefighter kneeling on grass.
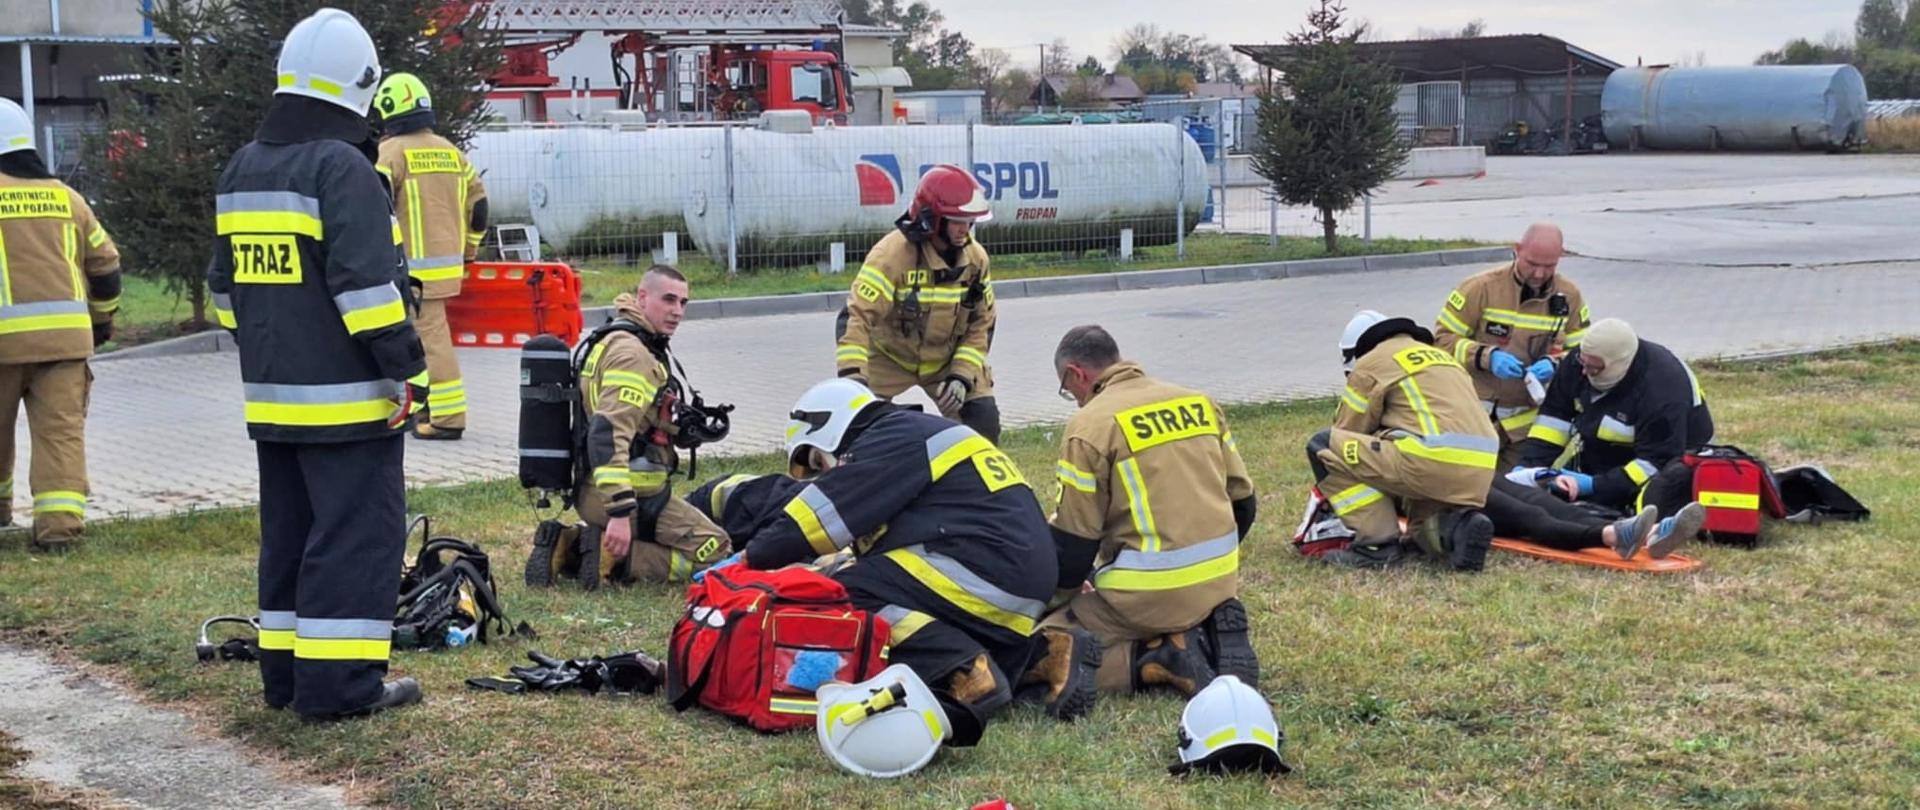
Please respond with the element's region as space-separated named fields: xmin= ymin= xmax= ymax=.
xmin=834 ymin=165 xmax=1002 ymax=442
xmin=1043 ymin=325 xmax=1261 ymax=697
xmin=526 ymin=266 xmax=732 ymax=588
xmin=701 ymin=378 xmax=1100 ymax=745
xmin=1308 ymin=310 xmax=1500 ymax=570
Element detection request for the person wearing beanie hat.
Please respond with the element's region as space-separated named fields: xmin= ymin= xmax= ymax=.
xmin=1510 ymin=318 xmax=1716 ymax=523
xmin=1432 ymin=223 xmax=1592 ymax=468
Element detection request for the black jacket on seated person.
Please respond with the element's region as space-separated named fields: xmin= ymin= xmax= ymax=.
xmin=1515 ymin=338 xmax=1713 ymax=509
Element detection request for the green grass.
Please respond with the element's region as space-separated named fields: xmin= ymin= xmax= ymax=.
xmin=95 ymin=274 xmax=207 ymax=351
xmin=5 ymin=344 xmax=1919 ymax=808
xmin=574 ymin=232 xmax=1489 ymax=306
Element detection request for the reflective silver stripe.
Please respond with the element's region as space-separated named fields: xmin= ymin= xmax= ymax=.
xmin=522 ymin=350 xmax=571 ymax=361
xmin=212 ymin=292 xmax=233 ymax=310
xmin=244 ymin=380 xmax=399 ymax=404
xmin=1106 ymin=532 xmax=1239 ymax=572
xmin=257 ymin=611 xmax=296 ymax=631
xmin=876 ymin=605 xmax=912 ymax=625
xmin=1534 ymin=416 xmax=1574 ymax=434
xmin=798 ymin=483 xmax=856 ymax=550
xmin=898 ymin=544 xmax=1046 ymax=621
xmin=0 ymin=300 xmax=88 ymax=318
xmin=332 ymin=282 xmax=402 ymax=316
xmin=520 ymin=449 xmax=570 ymax=459
xmin=1412 ymin=432 xmax=1500 ymax=453
xmin=1491 ymin=403 xmax=1532 ymax=419
xmin=1630 ymin=459 xmax=1660 ymax=479
xmin=216 ymin=190 xmax=320 ymax=217
xmin=924 ymin=424 xmax=976 ymax=462
xmin=294 ymin=617 xmax=392 ymax=640
xmin=1599 ymin=416 xmax=1636 ymax=441
xmin=407 ymin=255 xmax=464 ymax=271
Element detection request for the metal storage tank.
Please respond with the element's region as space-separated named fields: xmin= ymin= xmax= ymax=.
xmin=522 ymin=126 xmax=722 ymax=254
xmin=1602 ymin=65 xmax=1869 ymax=151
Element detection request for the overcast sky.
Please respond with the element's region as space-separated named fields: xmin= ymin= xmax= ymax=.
xmin=939 ymin=1 xmax=1858 ymax=73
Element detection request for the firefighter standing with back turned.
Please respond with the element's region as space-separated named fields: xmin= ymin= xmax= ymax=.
xmin=373 ymin=72 xmax=487 ymax=440
xmin=835 ymin=165 xmax=1002 ymax=442
xmin=206 ymin=8 xmax=427 ymax=720
xmin=0 ymin=98 xmax=121 ymax=550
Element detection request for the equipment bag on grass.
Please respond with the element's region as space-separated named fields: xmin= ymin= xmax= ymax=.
xmin=394 ymin=516 xmax=527 ymax=650
xmin=1682 ymin=445 xmax=1788 ymax=547
xmin=667 ymin=565 xmax=889 ymax=733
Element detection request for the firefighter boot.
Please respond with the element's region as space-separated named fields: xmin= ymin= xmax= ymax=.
xmin=1320 ymin=541 xmax=1406 ymax=570
xmin=524 ymin=520 xmax=582 ymax=588
xmin=576 ymin=524 xmax=603 ymax=591
xmin=1133 ymin=628 xmax=1217 ymax=697
xmin=941 ymin=653 xmax=1014 ymax=747
xmin=1436 ymin=508 xmax=1495 ymax=572
xmin=1201 ymin=598 xmax=1260 ymax=688
xmin=1016 ymin=627 xmax=1100 ymax=721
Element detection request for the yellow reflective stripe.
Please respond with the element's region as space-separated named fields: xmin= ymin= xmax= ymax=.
xmin=886 ymin=609 xmax=935 ymax=645
xmin=1398 ymin=378 xmax=1441 ymax=436
xmin=293 ymin=636 xmax=390 ymax=661
xmin=1116 ymin=458 xmax=1163 ymax=552
xmin=769 ymin=697 xmax=819 ymax=715
xmin=0 ymin=312 xmax=93 ymax=335
xmin=405 ymin=179 xmax=425 ymax=258
xmin=1252 ymin=727 xmax=1277 ymax=748
xmin=1204 ymin=727 xmax=1240 ymax=749
xmin=391 ymin=217 xmax=403 ymax=246
xmin=87 ymin=223 xmax=108 ymax=248
xmin=1700 ymin=490 xmax=1759 ymax=510
xmin=953 ymin=346 xmax=987 ymax=370
xmin=216 ymin=211 xmax=323 ymax=239
xmin=89 ymin=296 xmax=120 ymax=313
xmin=923 ymin=709 xmax=944 ymax=741
xmin=930 ymin=434 xmax=993 ymax=481
xmin=307 ymin=77 xmax=344 ymax=98
xmin=410 ymin=264 xmax=464 ymax=282
xmin=855 ymin=265 xmax=896 ymax=298
xmin=32 ymin=491 xmax=86 ymax=515
xmin=1528 ymin=421 xmax=1571 ymax=447
xmin=1339 ymin=386 xmax=1369 ymax=414
xmin=0 ymin=227 xmax=11 ymax=305
xmin=1436 ymin=309 xmax=1471 ymax=336
xmin=1093 ymin=547 xmax=1238 ymax=592
xmin=593 ymin=465 xmax=628 ymax=486
xmin=709 ymin=473 xmax=755 ymax=516
xmin=629 ymin=469 xmax=669 ymax=490
xmin=784 ymin=496 xmax=841 ymax=556
xmin=1499 ymin=408 xmax=1539 ymax=431
xmin=1330 ymin=483 xmax=1383 ymax=516
xmin=1624 ymin=459 xmax=1659 ymax=486
xmin=1055 ymin=460 xmax=1097 ymax=493
xmin=375 ymin=163 xmax=393 ymax=179
xmin=1483 ymin=308 xmax=1565 ymax=331
xmin=256 ymin=629 xmax=294 ymax=651
xmin=835 ymin=345 xmax=870 ymax=363
xmin=1393 ymin=436 xmax=1498 ymax=469
xmin=916 ymin=287 xmax=968 ymax=304
xmin=880 ymin=549 xmax=1037 ymax=636
xmin=340 ymin=299 xmax=406 ymax=335
xmin=64 ymin=224 xmax=83 ymax=296
xmin=1563 ymin=329 xmax=1586 ymax=348
xmin=245 ymin=400 xmax=394 ymax=427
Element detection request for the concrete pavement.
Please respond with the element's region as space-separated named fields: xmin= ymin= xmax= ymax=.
xmin=17 ymin=255 xmax=1920 ymax=521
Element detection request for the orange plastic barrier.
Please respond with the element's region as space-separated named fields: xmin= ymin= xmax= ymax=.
xmin=1491 ymin=538 xmax=1703 ymax=574
xmin=444 ymin=262 xmax=583 ymax=348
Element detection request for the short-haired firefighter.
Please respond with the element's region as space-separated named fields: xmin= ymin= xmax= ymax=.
xmin=706 ymin=379 xmax=1101 ymax=744
xmin=1044 ymin=325 xmax=1260 ymax=697
xmin=0 ymin=98 xmax=121 ymax=550
xmin=372 ymin=72 xmax=486 ymax=440
xmin=834 ymin=165 xmax=1002 ymax=442
xmin=1308 ymin=311 xmax=1500 ymax=570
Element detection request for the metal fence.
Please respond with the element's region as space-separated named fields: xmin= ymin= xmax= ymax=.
xmin=470 ymin=116 xmax=1265 ymax=274
xmin=40 ymin=122 xmax=106 ymax=194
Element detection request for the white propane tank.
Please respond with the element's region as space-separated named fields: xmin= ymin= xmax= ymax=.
xmin=522 ymin=125 xmax=723 ymax=254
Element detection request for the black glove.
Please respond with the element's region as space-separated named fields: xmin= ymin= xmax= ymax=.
xmin=92 ymin=321 xmax=112 ymax=348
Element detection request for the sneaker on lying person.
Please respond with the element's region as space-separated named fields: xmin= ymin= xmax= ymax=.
xmin=1609 ymin=505 xmax=1660 ymax=560
xmin=1647 ymin=502 xmax=1708 ymax=560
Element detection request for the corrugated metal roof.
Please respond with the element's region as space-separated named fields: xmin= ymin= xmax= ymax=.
xmin=0 ymin=34 xmax=175 ymax=45
xmin=1235 ymin=34 xmax=1622 ymax=81
xmin=1869 ymin=99 xmax=1920 ymax=119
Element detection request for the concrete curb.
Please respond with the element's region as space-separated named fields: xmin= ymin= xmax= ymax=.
xmin=101 ymin=246 xmax=1514 ymax=361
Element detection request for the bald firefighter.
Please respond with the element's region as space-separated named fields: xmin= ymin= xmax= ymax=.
xmin=0 ymin=99 xmax=121 ymax=549
xmin=558 ymin=266 xmax=731 ymax=587
xmin=834 ymin=164 xmax=1001 ymax=442
xmin=705 ymin=378 xmax=1100 ymax=745
xmin=1042 ymin=325 xmax=1260 ymax=697
xmin=1309 ymin=311 xmax=1500 ymax=570
xmin=1432 ymin=223 xmax=1591 ymax=468
xmin=373 ymin=73 xmax=487 ymax=440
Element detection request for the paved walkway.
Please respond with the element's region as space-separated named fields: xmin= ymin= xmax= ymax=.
xmin=17 ymin=256 xmax=1920 ymax=520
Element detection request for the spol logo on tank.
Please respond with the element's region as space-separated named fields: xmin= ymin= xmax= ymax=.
xmin=854 ymin=154 xmax=1062 ymax=220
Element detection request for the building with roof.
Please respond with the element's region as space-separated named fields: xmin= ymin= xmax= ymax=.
xmin=1029 ymin=74 xmax=1144 ymax=111
xmin=3 ymin=1 xmax=173 ymax=170
xmin=1234 ymin=34 xmax=1622 ymax=148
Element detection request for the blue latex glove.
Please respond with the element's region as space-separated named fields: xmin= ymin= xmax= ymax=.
xmin=1489 ymin=350 xmax=1526 ymax=380
xmin=1553 ymin=471 xmax=1594 ymax=500
xmin=1528 ymin=357 xmax=1556 ymax=383
xmin=691 ymin=551 xmax=743 ymax=583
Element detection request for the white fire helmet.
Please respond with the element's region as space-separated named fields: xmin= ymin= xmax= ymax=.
xmin=0 ymin=99 xmax=33 ymax=155
xmin=1169 ymin=675 xmax=1292 ymax=777
xmin=784 ymin=378 xmax=882 ymax=478
xmin=1339 ymin=309 xmax=1388 ymax=372
xmin=274 ymin=8 xmax=382 ymax=118
xmin=816 ymin=663 xmax=952 ymax=778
